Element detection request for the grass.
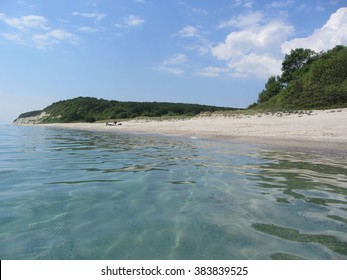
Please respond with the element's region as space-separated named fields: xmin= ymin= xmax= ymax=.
xmin=97 ymin=115 xmax=194 ymax=123
xmin=198 ymin=109 xmax=316 ymax=119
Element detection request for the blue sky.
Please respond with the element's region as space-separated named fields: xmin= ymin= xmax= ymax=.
xmin=1 ymin=0 xmax=347 ymax=123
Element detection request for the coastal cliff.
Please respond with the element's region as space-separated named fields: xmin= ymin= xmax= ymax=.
xmin=13 ymin=111 xmax=50 ymax=125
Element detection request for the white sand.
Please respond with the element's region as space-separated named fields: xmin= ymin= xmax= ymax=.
xmin=37 ymin=109 xmax=347 ymax=151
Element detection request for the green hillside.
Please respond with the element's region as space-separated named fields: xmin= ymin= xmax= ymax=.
xmin=35 ymin=97 xmax=237 ymax=123
xmin=251 ymin=45 xmax=347 ymax=110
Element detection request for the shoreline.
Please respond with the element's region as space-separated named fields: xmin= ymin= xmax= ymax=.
xmin=27 ymin=109 xmax=347 ymax=153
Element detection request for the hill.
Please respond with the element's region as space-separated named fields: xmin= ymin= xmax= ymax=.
xmin=251 ymin=45 xmax=347 ymax=110
xmin=14 ymin=97 xmax=238 ymax=124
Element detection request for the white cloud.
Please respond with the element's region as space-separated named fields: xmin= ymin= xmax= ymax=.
xmin=32 ymin=30 xmax=77 ymax=49
xmin=196 ymin=66 xmax=229 ymax=77
xmin=115 ymin=15 xmax=145 ymax=28
xmin=192 ymin=8 xmax=208 ymax=15
xmin=163 ymin=54 xmax=187 ymax=65
xmin=282 ymin=7 xmax=347 ymax=53
xmin=0 ymin=13 xmax=49 ymax=30
xmin=78 ymin=26 xmax=98 ymax=33
xmin=1 ymin=33 xmax=24 ymax=44
xmin=266 ymin=0 xmax=294 ymax=8
xmin=209 ymin=7 xmax=347 ymax=79
xmin=125 ymin=15 xmax=145 ymax=27
xmin=243 ymin=2 xmax=254 ymax=8
xmin=184 ymin=43 xmax=211 ymax=56
xmin=154 ymin=54 xmax=187 ymax=75
xmin=177 ymin=25 xmax=199 ymax=37
xmin=174 ymin=25 xmax=212 ymax=56
xmin=72 ymin=12 xmax=106 ymax=21
xmin=218 ymin=11 xmax=264 ymax=28
xmin=0 ymin=12 xmax=78 ymax=50
xmin=233 ymin=0 xmax=254 ymax=8
xmin=212 ymin=15 xmax=293 ymax=78
xmin=228 ymin=53 xmax=283 ymax=78
xmin=213 ymin=21 xmax=293 ymax=60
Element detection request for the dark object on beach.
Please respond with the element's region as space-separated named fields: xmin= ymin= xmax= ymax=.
xmin=106 ymin=121 xmax=117 ymax=126
xmin=106 ymin=121 xmax=122 ymax=126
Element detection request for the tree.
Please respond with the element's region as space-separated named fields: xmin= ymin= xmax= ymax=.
xmin=298 ymin=45 xmax=347 ymax=108
xmin=258 ymin=76 xmax=283 ymax=103
xmin=253 ymin=45 xmax=347 ymax=109
xmin=281 ymin=48 xmax=317 ymax=84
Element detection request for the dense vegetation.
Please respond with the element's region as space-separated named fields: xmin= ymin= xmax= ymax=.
xmin=17 ymin=110 xmax=43 ymax=118
xmin=40 ymin=97 xmax=237 ymax=123
xmin=252 ymin=45 xmax=347 ymax=110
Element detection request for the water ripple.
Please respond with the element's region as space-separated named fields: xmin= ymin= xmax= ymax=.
xmin=0 ymin=126 xmax=346 ymax=259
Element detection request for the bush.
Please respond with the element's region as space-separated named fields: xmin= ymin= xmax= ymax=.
xmin=84 ymin=116 xmax=96 ymax=123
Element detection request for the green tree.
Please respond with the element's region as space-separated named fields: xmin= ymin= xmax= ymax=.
xmin=281 ymin=48 xmax=317 ymax=84
xmin=253 ymin=45 xmax=347 ymax=110
xmin=258 ymin=76 xmax=283 ymax=103
xmin=299 ymin=45 xmax=347 ymax=108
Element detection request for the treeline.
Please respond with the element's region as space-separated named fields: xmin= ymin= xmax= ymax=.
xmin=251 ymin=45 xmax=347 ymax=110
xmin=17 ymin=110 xmax=43 ymax=119
xmin=42 ymin=97 xmax=236 ymax=123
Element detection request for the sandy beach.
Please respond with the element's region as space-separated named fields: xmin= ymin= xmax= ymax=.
xmin=38 ymin=109 xmax=347 ymax=151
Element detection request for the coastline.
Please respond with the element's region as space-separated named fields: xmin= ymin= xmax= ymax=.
xmin=32 ymin=109 xmax=347 ymax=152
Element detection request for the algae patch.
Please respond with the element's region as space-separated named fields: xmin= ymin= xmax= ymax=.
xmin=252 ymin=223 xmax=347 ymax=256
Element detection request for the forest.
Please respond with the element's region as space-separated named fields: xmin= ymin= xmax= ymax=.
xmin=29 ymin=98 xmax=237 ymax=123
xmin=252 ymin=45 xmax=347 ymax=110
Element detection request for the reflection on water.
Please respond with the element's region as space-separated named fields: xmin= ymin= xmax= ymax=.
xmin=0 ymin=126 xmax=346 ymax=259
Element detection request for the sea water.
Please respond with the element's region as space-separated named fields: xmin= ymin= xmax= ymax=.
xmin=0 ymin=125 xmax=346 ymax=260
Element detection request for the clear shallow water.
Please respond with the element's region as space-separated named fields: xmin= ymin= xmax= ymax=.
xmin=0 ymin=125 xmax=346 ymax=260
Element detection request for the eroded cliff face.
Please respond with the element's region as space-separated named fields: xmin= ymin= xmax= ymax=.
xmin=13 ymin=111 xmax=50 ymax=125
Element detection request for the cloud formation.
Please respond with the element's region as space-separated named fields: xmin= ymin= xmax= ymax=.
xmin=0 ymin=12 xmax=77 ymax=49
xmin=218 ymin=11 xmax=264 ymax=29
xmin=196 ymin=66 xmax=229 ymax=78
xmin=282 ymin=7 xmax=347 ymax=53
xmin=177 ymin=25 xmax=199 ymax=38
xmin=0 ymin=13 xmax=48 ymax=30
xmin=233 ymin=0 xmax=254 ymax=8
xmin=78 ymin=26 xmax=99 ymax=33
xmin=212 ymin=13 xmax=293 ymax=78
xmin=266 ymin=0 xmax=294 ymax=9
xmin=155 ymin=6 xmax=347 ymax=80
xmin=154 ymin=54 xmax=187 ymax=75
xmin=174 ymin=25 xmax=211 ymax=55
xmin=115 ymin=15 xmax=145 ymax=28
xmin=32 ymin=30 xmax=77 ymax=49
xmin=208 ymin=7 xmax=347 ymax=79
xmin=192 ymin=8 xmax=208 ymax=16
xmin=72 ymin=12 xmax=106 ymax=21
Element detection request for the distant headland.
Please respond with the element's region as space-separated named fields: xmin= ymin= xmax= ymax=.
xmin=13 ymin=97 xmax=238 ymax=125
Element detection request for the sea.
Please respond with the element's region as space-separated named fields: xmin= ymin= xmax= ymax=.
xmin=0 ymin=125 xmax=346 ymax=260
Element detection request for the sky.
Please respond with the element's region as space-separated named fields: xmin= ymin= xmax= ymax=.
xmin=1 ymin=0 xmax=347 ymax=124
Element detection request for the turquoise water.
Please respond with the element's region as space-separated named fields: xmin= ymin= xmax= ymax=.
xmin=0 ymin=125 xmax=346 ymax=260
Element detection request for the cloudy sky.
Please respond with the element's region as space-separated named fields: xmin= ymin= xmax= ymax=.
xmin=1 ymin=0 xmax=347 ymax=123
